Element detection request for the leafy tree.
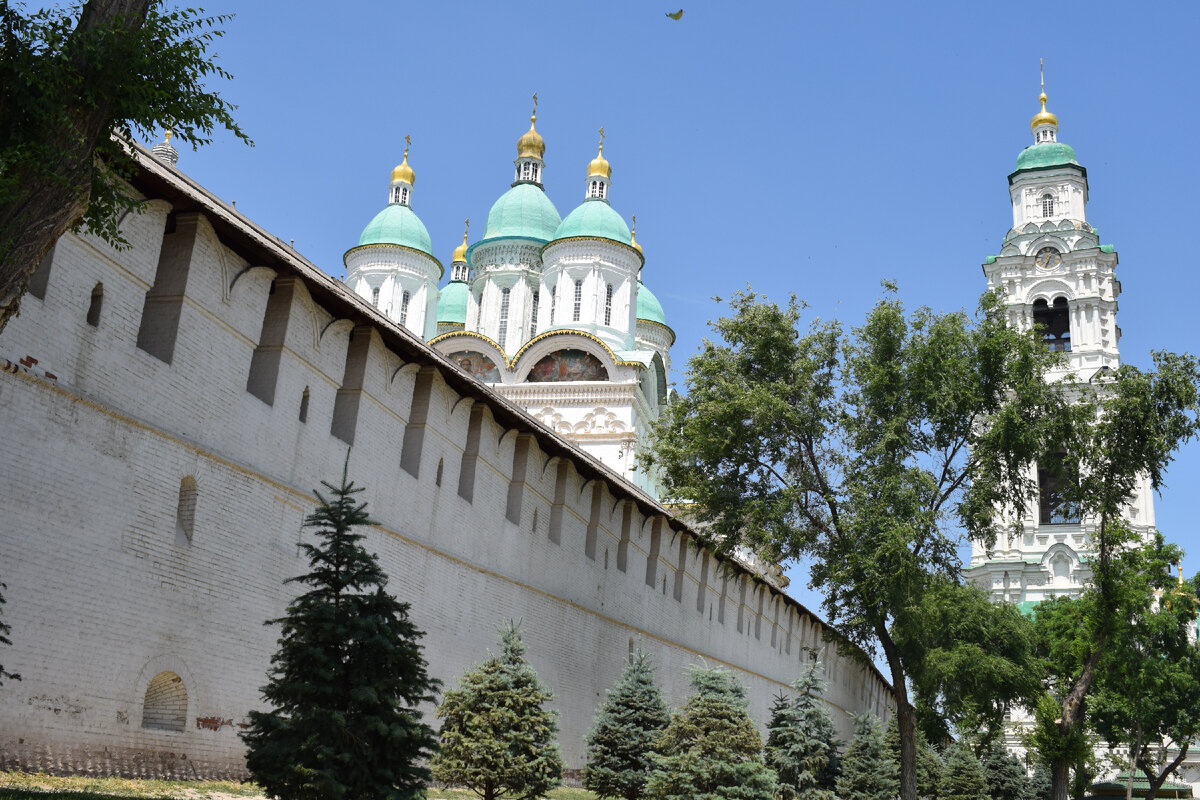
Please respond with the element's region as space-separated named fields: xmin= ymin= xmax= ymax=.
xmin=765 ymin=655 xmax=840 ymax=800
xmin=1088 ymin=535 xmax=1200 ymax=800
xmin=0 ymin=577 xmax=19 ymax=686
xmin=644 ymin=287 xmax=1065 ymax=800
xmin=884 ymin=713 xmax=942 ymax=798
xmin=835 ymin=713 xmax=898 ymax=800
xmin=644 ymin=665 xmax=776 ymax=800
xmin=0 ymin=0 xmax=249 ymax=333
xmin=431 ymin=622 xmax=563 ymax=800
xmin=240 ymin=463 xmax=440 ymax=800
xmin=939 ymin=742 xmax=987 ymax=800
xmin=583 ymin=650 xmax=670 ymax=800
xmin=1025 ymin=352 xmax=1200 ymax=800
xmin=979 ymin=740 xmax=1031 ymax=800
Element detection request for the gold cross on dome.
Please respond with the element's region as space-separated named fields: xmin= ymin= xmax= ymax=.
xmin=532 ymin=92 xmax=538 ymax=115
xmin=404 ymin=134 xmax=411 ymax=157
xmin=598 ymin=126 xmax=605 ymax=146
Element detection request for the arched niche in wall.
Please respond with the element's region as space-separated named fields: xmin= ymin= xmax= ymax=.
xmin=525 ymin=349 xmax=609 ymax=382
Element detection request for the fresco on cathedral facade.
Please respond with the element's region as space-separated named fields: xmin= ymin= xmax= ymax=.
xmin=526 ymin=349 xmax=609 ymax=382
xmin=448 ymin=350 xmax=502 ymax=383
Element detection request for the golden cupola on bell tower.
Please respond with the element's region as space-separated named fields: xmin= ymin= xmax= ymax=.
xmin=514 ymin=93 xmax=546 ymax=186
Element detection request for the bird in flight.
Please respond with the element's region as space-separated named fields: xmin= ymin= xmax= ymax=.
xmin=666 ymin=8 xmax=683 ymax=20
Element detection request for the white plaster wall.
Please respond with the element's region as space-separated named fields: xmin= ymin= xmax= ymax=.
xmin=0 ymin=183 xmax=892 ymax=779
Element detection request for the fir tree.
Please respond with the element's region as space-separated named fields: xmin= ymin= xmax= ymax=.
xmin=980 ymin=740 xmax=1031 ymax=800
xmin=836 ymin=714 xmax=898 ymax=800
xmin=240 ymin=464 xmax=440 ymax=800
xmin=1026 ymin=763 xmax=1052 ymax=800
xmin=0 ymin=578 xmax=19 ymax=686
xmin=583 ymin=650 xmax=670 ymax=800
xmin=765 ymin=656 xmax=840 ymax=800
xmin=938 ymin=742 xmax=988 ymax=800
xmin=884 ymin=713 xmax=942 ymax=798
xmin=431 ymin=622 xmax=563 ymax=800
xmin=644 ymin=665 xmax=776 ymax=800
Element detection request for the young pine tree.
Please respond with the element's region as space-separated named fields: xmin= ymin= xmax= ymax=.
xmin=241 ymin=464 xmax=440 ymax=800
xmin=765 ymin=656 xmax=840 ymax=800
xmin=431 ymin=622 xmax=563 ymax=800
xmin=939 ymin=741 xmax=988 ymax=800
xmin=836 ymin=714 xmax=899 ymax=800
xmin=980 ymin=740 xmax=1032 ymax=800
xmin=884 ymin=713 xmax=942 ymax=798
xmin=644 ymin=665 xmax=776 ymax=800
xmin=583 ymin=650 xmax=670 ymax=800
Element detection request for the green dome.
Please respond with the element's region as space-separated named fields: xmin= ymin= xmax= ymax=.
xmin=1014 ymin=142 xmax=1079 ymax=172
xmin=482 ymin=183 xmax=561 ymax=242
xmin=356 ymin=203 xmax=434 ymax=256
xmin=636 ymin=281 xmax=666 ymax=325
xmin=553 ymin=199 xmax=632 ymax=245
xmin=438 ymin=281 xmax=468 ymax=324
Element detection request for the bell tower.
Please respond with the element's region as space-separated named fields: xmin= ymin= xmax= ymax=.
xmin=968 ymin=70 xmax=1155 ymax=609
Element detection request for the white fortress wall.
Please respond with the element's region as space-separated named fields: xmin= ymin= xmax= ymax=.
xmin=0 ymin=146 xmax=891 ymax=779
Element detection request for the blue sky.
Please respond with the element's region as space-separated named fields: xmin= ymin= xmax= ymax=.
xmin=170 ymin=0 xmax=1200 ymax=619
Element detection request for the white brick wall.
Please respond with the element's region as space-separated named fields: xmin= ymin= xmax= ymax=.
xmin=0 ymin=149 xmax=892 ymax=779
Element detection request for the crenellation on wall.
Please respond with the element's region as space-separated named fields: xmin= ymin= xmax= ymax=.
xmin=0 ymin=145 xmax=893 ymax=779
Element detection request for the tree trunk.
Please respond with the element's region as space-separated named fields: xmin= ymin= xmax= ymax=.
xmin=1140 ymin=742 xmax=1189 ymax=800
xmin=1050 ymin=633 xmax=1106 ymax=800
xmin=877 ymin=621 xmax=917 ymax=800
xmin=1126 ymin=729 xmax=1141 ymax=800
xmin=0 ymin=0 xmax=153 ymax=334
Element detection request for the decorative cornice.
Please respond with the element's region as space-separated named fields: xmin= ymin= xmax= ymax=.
xmin=543 ymin=235 xmax=644 ymax=268
xmin=510 ymin=329 xmax=646 ymax=370
xmin=428 ymin=329 xmax=507 ymax=359
xmin=343 ymin=242 xmax=444 ymax=279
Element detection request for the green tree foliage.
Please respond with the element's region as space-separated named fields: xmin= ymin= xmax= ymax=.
xmin=1027 ymin=352 xmax=1200 ymax=800
xmin=644 ymin=665 xmax=776 ymax=800
xmin=431 ymin=622 xmax=563 ymax=800
xmin=979 ymin=740 xmax=1031 ymax=800
xmin=1026 ymin=763 xmax=1052 ymax=800
xmin=583 ymin=650 xmax=670 ymax=800
xmin=765 ymin=655 xmax=840 ymax=800
xmin=644 ymin=287 xmax=1064 ymax=800
xmin=0 ymin=578 xmax=19 ymax=686
xmin=241 ymin=464 xmax=440 ymax=800
xmin=0 ymin=0 xmax=249 ymax=333
xmin=835 ymin=713 xmax=898 ymax=800
xmin=1088 ymin=535 xmax=1200 ymax=800
xmin=883 ymin=713 xmax=941 ymax=798
xmin=938 ymin=742 xmax=987 ymax=800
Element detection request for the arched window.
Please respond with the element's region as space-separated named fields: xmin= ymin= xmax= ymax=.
xmin=392 ymin=187 xmax=402 ymax=203
xmin=399 ymin=290 xmax=411 ymax=327
xmin=572 ymin=279 xmax=583 ymax=322
xmin=142 ymin=671 xmax=187 ymax=732
xmin=400 ymin=187 xmax=409 ymax=205
xmin=590 ymin=181 xmax=599 ymax=198
xmin=550 ymin=282 xmax=557 ymax=323
xmin=1032 ymin=296 xmax=1071 ymax=351
xmin=371 ymin=286 xmax=380 ymax=307
xmin=498 ymin=287 xmax=511 ymax=345
xmin=531 ymin=164 xmax=540 ymax=182
xmin=299 ymin=386 xmax=310 ymax=423
xmin=530 ymin=289 xmax=540 ymax=336
xmin=1039 ymin=452 xmax=1080 ymax=525
xmin=1041 ymin=193 xmax=1055 ymax=218
xmin=175 ymin=476 xmax=197 ymax=545
xmin=604 ymin=283 xmax=613 ymax=325
xmin=86 ymin=282 xmax=104 ymax=326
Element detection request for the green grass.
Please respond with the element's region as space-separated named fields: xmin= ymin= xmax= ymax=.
xmin=0 ymin=772 xmax=597 ymax=800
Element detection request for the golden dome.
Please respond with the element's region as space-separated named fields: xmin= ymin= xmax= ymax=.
xmin=587 ymin=142 xmax=611 ymax=179
xmin=392 ymin=137 xmax=415 ymax=184
xmin=1030 ymin=90 xmax=1058 ymax=131
xmin=630 ymin=214 xmax=642 ymax=254
xmin=452 ymin=219 xmax=469 ymax=263
xmin=517 ymin=114 xmax=546 ymax=159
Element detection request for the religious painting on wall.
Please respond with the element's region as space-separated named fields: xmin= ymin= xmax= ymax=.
xmin=448 ymin=350 xmax=502 ymax=383
xmin=526 ymin=349 xmax=609 ymax=382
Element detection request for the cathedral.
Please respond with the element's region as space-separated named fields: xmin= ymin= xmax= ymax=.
xmin=341 ymin=101 xmax=672 ymax=497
